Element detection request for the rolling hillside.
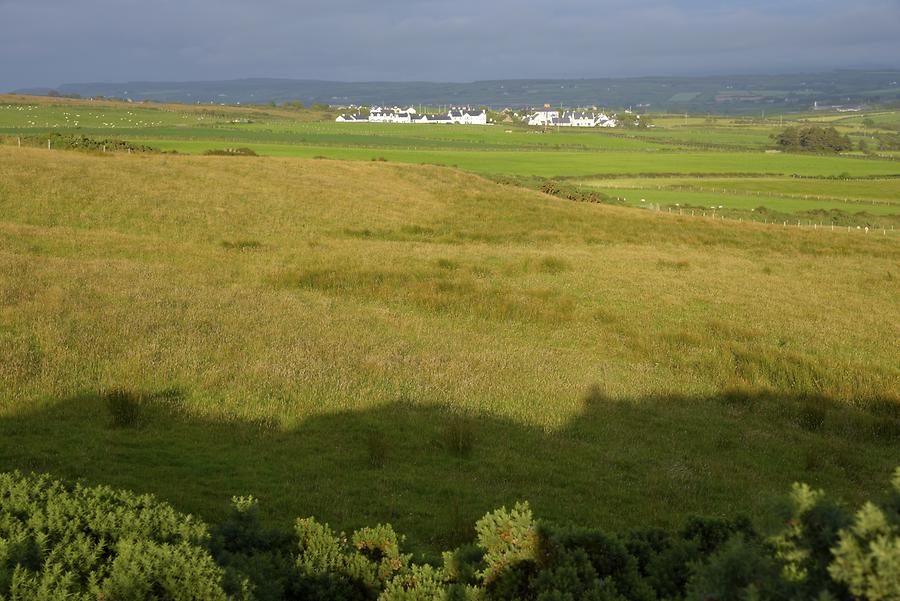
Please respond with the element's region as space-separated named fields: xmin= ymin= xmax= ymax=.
xmin=1 ymin=146 xmax=897 ymax=550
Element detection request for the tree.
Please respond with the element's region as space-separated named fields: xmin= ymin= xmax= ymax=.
xmin=772 ymin=126 xmax=852 ymax=153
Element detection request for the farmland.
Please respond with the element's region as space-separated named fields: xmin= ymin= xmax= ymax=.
xmin=0 ymin=96 xmax=898 ymax=554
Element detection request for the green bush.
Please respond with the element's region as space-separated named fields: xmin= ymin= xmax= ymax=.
xmin=828 ymin=469 xmax=900 ymax=601
xmin=0 ymin=471 xmax=226 ymax=600
xmin=2 ymin=470 xmax=898 ymax=600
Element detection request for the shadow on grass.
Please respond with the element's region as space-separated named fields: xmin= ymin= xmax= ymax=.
xmin=0 ymin=387 xmax=896 ymax=552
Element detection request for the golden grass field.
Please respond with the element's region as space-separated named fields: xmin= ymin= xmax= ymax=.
xmin=1 ymin=145 xmax=897 ymax=550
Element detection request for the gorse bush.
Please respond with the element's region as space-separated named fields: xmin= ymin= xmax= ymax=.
xmin=0 ymin=471 xmax=226 ymax=600
xmin=1 ymin=469 xmax=898 ymax=600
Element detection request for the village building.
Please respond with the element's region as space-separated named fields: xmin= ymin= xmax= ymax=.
xmin=527 ymin=108 xmax=559 ymax=126
xmin=415 ymin=114 xmax=453 ymax=124
xmin=339 ymin=105 xmax=487 ymax=125
xmin=449 ymin=108 xmax=488 ymax=125
xmin=527 ymin=108 xmax=618 ymax=128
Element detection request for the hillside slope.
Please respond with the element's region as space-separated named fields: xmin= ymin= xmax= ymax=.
xmin=0 ymin=146 xmax=897 ymax=549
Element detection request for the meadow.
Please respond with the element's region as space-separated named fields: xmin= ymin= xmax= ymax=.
xmin=0 ymin=144 xmax=898 ymax=553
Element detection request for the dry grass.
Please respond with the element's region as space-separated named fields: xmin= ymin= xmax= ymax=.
xmin=0 ymin=145 xmax=897 ymax=549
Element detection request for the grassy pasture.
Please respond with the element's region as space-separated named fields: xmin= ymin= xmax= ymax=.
xmin=113 ymin=138 xmax=900 ymax=179
xmin=581 ymin=187 xmax=900 ymax=224
xmin=1 ymin=146 xmax=897 ymax=551
xmin=580 ymin=176 xmax=900 ymax=203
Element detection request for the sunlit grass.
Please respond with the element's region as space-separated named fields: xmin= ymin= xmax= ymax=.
xmin=1 ymin=146 xmax=897 ymax=550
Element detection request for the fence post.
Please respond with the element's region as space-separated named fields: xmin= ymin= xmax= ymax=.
xmin=47 ymin=139 xmax=51 ymax=150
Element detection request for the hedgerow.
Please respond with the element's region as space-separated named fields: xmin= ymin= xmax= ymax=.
xmin=1 ymin=469 xmax=897 ymax=600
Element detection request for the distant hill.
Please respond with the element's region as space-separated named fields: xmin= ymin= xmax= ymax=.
xmin=13 ymin=70 xmax=900 ymax=114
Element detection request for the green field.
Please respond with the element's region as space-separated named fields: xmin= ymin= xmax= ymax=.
xmin=0 ymin=97 xmax=898 ymax=554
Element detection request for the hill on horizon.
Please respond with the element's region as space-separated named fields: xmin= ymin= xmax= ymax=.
xmin=13 ymin=69 xmax=900 ymax=114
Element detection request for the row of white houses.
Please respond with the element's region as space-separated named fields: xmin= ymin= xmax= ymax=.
xmin=526 ymin=109 xmax=617 ymax=128
xmin=336 ymin=106 xmax=488 ymax=125
xmin=336 ymin=105 xmax=621 ymax=128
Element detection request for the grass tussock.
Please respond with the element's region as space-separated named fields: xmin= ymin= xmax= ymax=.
xmin=221 ymin=239 xmax=263 ymax=251
xmin=103 ymin=389 xmax=142 ymax=428
xmin=441 ymin=416 xmax=477 ymax=459
xmin=657 ymin=259 xmax=691 ymax=270
xmin=367 ymin=430 xmax=390 ymax=468
xmin=538 ymin=255 xmax=570 ymax=274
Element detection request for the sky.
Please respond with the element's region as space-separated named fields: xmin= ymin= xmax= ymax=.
xmin=1 ymin=0 xmax=899 ymax=90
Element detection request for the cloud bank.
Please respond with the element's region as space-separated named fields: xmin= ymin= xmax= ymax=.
xmin=2 ymin=0 xmax=898 ymax=89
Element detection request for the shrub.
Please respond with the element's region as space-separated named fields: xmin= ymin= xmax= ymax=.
xmin=773 ymin=482 xmax=852 ymax=599
xmin=0 ymin=471 xmax=226 ymax=599
xmin=685 ymin=535 xmax=793 ymax=601
xmin=828 ymin=468 xmax=900 ymax=601
xmin=2 ymin=470 xmax=898 ymax=600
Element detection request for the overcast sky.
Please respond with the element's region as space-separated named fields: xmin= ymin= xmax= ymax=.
xmin=2 ymin=0 xmax=898 ymax=90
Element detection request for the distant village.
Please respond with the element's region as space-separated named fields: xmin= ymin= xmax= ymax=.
xmin=336 ymin=105 xmax=624 ymax=128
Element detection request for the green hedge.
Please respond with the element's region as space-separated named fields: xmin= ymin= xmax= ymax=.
xmin=1 ymin=470 xmax=897 ymax=600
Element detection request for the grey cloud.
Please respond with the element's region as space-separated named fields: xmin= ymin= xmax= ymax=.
xmin=1 ymin=0 xmax=898 ymax=89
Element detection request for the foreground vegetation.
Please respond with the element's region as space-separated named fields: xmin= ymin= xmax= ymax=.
xmin=1 ymin=470 xmax=897 ymax=600
xmin=1 ymin=146 xmax=897 ymax=552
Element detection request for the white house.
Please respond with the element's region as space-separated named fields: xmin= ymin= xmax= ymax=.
xmin=526 ymin=108 xmax=618 ymax=128
xmin=527 ymin=108 xmax=559 ymax=126
xmin=567 ymin=111 xmax=596 ymax=127
xmin=339 ymin=105 xmax=488 ymax=125
xmin=415 ymin=114 xmax=452 ymax=124
xmin=595 ymin=112 xmax=616 ymax=127
xmin=368 ymin=109 xmax=414 ymax=123
xmin=460 ymin=109 xmax=487 ymax=125
xmin=448 ymin=108 xmax=487 ymax=125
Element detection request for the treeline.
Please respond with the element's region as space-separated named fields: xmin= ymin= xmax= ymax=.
xmin=771 ymin=126 xmax=853 ymax=153
xmin=1 ymin=470 xmax=897 ymax=600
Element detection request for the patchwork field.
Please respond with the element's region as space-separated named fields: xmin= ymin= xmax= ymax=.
xmin=1 ymin=144 xmax=897 ymax=552
xmin=3 ymin=96 xmax=898 ymax=228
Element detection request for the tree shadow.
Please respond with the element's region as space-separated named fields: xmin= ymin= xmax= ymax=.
xmin=0 ymin=386 xmax=896 ymax=553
